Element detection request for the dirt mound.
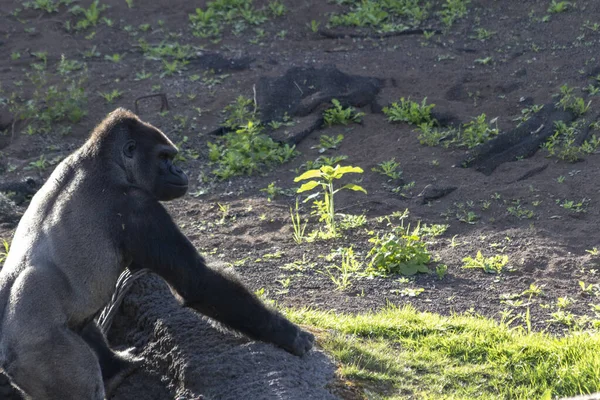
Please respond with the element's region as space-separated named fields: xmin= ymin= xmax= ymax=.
xmin=110 ymin=274 xmax=337 ymax=400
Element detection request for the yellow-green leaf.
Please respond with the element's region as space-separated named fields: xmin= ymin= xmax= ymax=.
xmin=332 ymin=165 xmax=363 ymax=179
xmin=297 ymin=180 xmax=320 ymax=193
xmin=340 ymin=183 xmax=367 ymax=193
xmin=294 ymin=169 xmax=321 ymax=182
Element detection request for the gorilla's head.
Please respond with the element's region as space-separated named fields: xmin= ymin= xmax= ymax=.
xmin=90 ymin=108 xmax=189 ymax=201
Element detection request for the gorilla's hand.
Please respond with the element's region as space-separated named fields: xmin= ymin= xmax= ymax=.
xmin=271 ymin=318 xmax=315 ymax=356
xmin=289 ymin=328 xmax=315 ymax=356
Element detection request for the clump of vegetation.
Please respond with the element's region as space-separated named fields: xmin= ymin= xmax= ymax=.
xmin=328 ymin=0 xmax=469 ymax=31
xmin=556 ymin=84 xmax=591 ymax=116
xmin=372 ymin=158 xmax=402 ymax=180
xmin=312 ymin=134 xmax=344 ymax=153
xmin=456 ymin=114 xmax=499 ymax=148
xmin=323 ymin=99 xmax=364 ymax=127
xmin=5 ymin=67 xmax=87 ymax=135
xmin=366 ymin=210 xmax=447 ymax=276
xmin=462 ymin=251 xmax=508 ymax=274
xmin=189 ymin=0 xmax=281 ymax=39
xmin=295 ymin=164 xmax=366 ymax=236
xmin=439 ymin=0 xmax=471 ymax=26
xmin=329 ymin=0 xmax=430 ymax=30
xmin=68 ymin=0 xmax=108 ymax=31
xmin=207 ymin=96 xmax=297 ymax=180
xmin=383 ymin=97 xmax=435 ymax=126
xmin=543 ymin=121 xmax=600 ymax=162
xmin=322 ymin=247 xmax=363 ymax=290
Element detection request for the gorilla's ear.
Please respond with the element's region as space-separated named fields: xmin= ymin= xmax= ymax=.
xmin=123 ymin=140 xmax=136 ymax=159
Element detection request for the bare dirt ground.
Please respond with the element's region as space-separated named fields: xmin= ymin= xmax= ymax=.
xmin=2 ymin=0 xmax=600 ymax=398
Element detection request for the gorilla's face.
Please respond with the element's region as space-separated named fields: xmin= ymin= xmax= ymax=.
xmin=153 ymin=144 xmax=189 ymax=201
xmin=122 ymin=126 xmax=189 ymax=201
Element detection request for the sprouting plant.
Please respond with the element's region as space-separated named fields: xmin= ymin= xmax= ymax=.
xmin=556 ymin=84 xmax=591 ymax=116
xmin=322 ymin=247 xmax=363 ymax=290
xmin=98 ymin=89 xmax=123 ymax=104
xmin=295 ymin=165 xmax=366 ymax=235
xmin=548 ymin=1 xmax=570 ymax=14
xmin=290 ymin=198 xmax=307 ymax=244
xmin=323 ymin=99 xmax=364 ymax=127
xmin=372 ymin=159 xmax=402 ymax=180
xmin=217 ymin=202 xmax=230 ymax=224
xmin=462 ymin=251 xmax=508 ymax=274
xmin=474 ymin=56 xmax=493 ymax=65
xmin=261 ymin=182 xmax=292 ymax=202
xmin=457 ymin=114 xmax=499 ymax=148
xmin=70 ymin=0 xmax=107 ymax=30
xmin=125 ymin=0 xmax=134 ymax=8
xmin=313 ymin=134 xmax=344 ymax=153
xmin=436 ymin=264 xmax=448 ymax=280
xmin=471 ymin=28 xmax=495 ymax=41
xmin=309 ymin=20 xmax=320 ymax=33
xmin=29 ymin=155 xmax=49 ymax=172
xmin=558 ymin=198 xmax=589 ymax=213
xmin=439 ymin=0 xmax=470 ymax=27
xmin=209 ymin=97 xmax=297 ymax=180
xmin=383 ymin=97 xmax=435 ymax=126
xmin=579 ymin=281 xmax=596 ymax=295
xmin=104 ymin=53 xmax=124 ymax=63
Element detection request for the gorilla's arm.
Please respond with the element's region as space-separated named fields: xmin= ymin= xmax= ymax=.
xmin=123 ymin=192 xmax=313 ymax=356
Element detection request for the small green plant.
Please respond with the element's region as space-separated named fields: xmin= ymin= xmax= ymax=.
xmin=322 ymin=247 xmax=363 ymax=290
xmin=323 ymin=99 xmax=364 ymax=127
xmin=367 ymin=220 xmax=440 ymax=277
xmin=383 ymin=98 xmax=435 ymax=126
xmin=543 ymin=121 xmax=600 ymax=162
xmin=507 ymin=200 xmax=534 ymax=219
xmin=290 ymin=198 xmax=307 ymax=244
xmin=548 ymin=1 xmax=570 ymax=14
xmin=556 ymin=84 xmax=591 ymax=116
xmin=579 ymin=281 xmax=596 ymax=295
xmin=24 ymin=0 xmax=59 ymax=13
xmin=439 ymin=0 xmax=470 ymax=27
xmin=313 ymin=134 xmax=344 ymax=153
xmin=474 ymin=56 xmax=493 ymax=66
xmin=70 ymin=0 xmax=107 ymax=30
xmin=98 ymin=89 xmax=123 ymax=104
xmin=29 ymin=155 xmax=49 ymax=172
xmin=462 ymin=251 xmax=508 ymax=274
xmin=436 ymin=264 xmax=448 ymax=280
xmin=104 ymin=53 xmax=124 ymax=63
xmin=471 ymin=28 xmax=495 ymax=41
xmin=295 ymin=165 xmax=366 ymax=235
xmin=558 ymin=198 xmax=589 ymax=213
xmin=216 ymin=202 xmax=230 ymax=225
xmin=208 ymin=97 xmax=297 ymax=180
xmin=372 ymin=158 xmax=402 ymax=180
xmin=309 ymin=20 xmax=320 ymax=33
xmin=457 ymin=114 xmax=499 ymax=148
xmin=125 ymin=0 xmax=134 ymax=8
xmin=261 ymin=182 xmax=292 ymax=201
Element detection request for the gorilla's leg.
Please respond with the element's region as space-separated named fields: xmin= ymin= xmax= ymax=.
xmin=81 ymin=321 xmax=142 ymax=396
xmin=7 ymin=328 xmax=104 ymax=400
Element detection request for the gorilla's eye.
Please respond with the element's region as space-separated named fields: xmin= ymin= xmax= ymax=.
xmin=158 ymin=153 xmax=170 ymax=161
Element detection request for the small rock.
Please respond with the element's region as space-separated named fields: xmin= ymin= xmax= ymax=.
xmin=416 ymin=184 xmax=457 ymax=204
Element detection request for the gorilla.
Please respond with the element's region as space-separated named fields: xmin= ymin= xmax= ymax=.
xmin=0 ymin=109 xmax=314 ymax=399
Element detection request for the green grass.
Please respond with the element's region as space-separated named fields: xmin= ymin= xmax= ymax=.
xmin=287 ymin=305 xmax=600 ymax=399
